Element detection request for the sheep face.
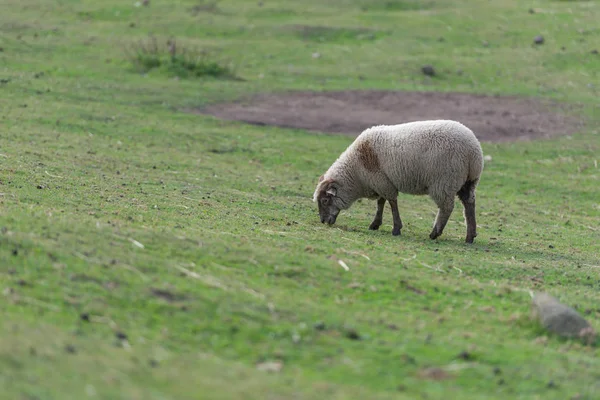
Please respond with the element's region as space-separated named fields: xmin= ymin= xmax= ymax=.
xmin=314 ymin=177 xmax=342 ymax=225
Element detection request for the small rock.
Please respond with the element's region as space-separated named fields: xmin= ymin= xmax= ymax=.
xmin=115 ymin=331 xmax=128 ymax=340
xmin=528 ymin=8 xmax=535 ymax=14
xmin=312 ymin=52 xmax=320 ymax=59
xmin=549 ymin=244 xmax=554 ymax=249
xmin=591 ymin=49 xmax=599 ymax=55
xmin=37 ymin=184 xmax=45 ymax=189
xmin=80 ymin=313 xmax=90 ymax=322
xmin=547 ymin=380 xmax=557 ymax=389
xmin=65 ymin=344 xmax=77 ymax=354
xmin=484 ymin=155 xmax=492 ymax=162
xmin=142 ymin=0 xmax=149 ymax=5
xmin=149 ymin=359 xmax=159 ymax=368
xmin=344 ymin=328 xmax=361 ymax=340
xmin=313 ymin=321 xmax=326 ymax=331
xmin=457 ymin=350 xmax=473 ymax=361
xmin=482 ymin=41 xmax=489 ymax=47
xmin=534 ymin=35 xmax=544 ymax=45
xmin=531 ymin=292 xmax=596 ymax=343
xmin=493 ymin=367 xmax=502 ymax=375
xmin=421 ymin=65 xmax=435 ymax=77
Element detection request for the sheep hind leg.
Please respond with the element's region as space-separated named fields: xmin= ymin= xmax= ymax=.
xmin=369 ymin=197 xmax=386 ymax=231
xmin=457 ymin=180 xmax=477 ymax=243
xmin=388 ymin=199 xmax=403 ymax=236
xmin=429 ymin=196 xmax=454 ymax=240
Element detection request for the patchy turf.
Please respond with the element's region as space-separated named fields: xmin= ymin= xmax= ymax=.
xmin=198 ymin=90 xmax=585 ymax=142
xmin=1 ymin=0 xmax=600 ymax=399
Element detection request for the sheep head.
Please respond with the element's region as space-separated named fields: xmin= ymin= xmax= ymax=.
xmin=314 ymin=175 xmax=341 ymax=225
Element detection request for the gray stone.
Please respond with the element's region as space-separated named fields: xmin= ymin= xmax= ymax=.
xmin=421 ymin=65 xmax=435 ymax=77
xmin=531 ymin=292 xmax=596 ymax=342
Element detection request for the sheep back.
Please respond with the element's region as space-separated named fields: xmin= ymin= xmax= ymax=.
xmin=344 ymin=120 xmax=483 ymax=198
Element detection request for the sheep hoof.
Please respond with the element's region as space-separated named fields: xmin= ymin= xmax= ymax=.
xmin=392 ymin=228 xmax=401 ymax=236
xmin=429 ymin=231 xmax=440 ymax=240
xmin=369 ymin=221 xmax=381 ymax=230
xmin=465 ymin=231 xmax=477 ymax=243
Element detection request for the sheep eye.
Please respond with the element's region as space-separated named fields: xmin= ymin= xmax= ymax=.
xmin=321 ymin=197 xmax=329 ymax=205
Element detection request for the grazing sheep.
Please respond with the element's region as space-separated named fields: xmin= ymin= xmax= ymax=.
xmin=313 ymin=120 xmax=484 ymax=243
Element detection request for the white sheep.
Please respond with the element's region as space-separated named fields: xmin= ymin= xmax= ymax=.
xmin=313 ymin=120 xmax=484 ymax=243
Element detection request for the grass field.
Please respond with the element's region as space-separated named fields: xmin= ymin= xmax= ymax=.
xmin=1 ymin=0 xmax=600 ymax=399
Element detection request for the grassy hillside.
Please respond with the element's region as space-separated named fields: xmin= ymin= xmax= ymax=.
xmin=1 ymin=0 xmax=599 ymax=399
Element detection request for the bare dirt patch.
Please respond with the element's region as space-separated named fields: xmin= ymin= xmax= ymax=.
xmin=198 ymin=90 xmax=583 ymax=142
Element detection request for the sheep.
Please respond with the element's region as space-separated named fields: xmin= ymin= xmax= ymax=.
xmin=313 ymin=120 xmax=484 ymax=243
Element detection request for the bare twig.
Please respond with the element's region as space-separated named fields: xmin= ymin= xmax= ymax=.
xmin=338 ymin=259 xmax=350 ymax=271
xmin=339 ymin=248 xmax=370 ymax=260
xmin=445 ymin=362 xmax=480 ymax=371
xmin=173 ymin=264 xmax=227 ymax=291
xmin=89 ymin=316 xmax=118 ymax=329
xmin=399 ymin=254 xmax=417 ymax=262
xmin=119 ymin=263 xmax=150 ymax=281
xmin=451 ymin=266 xmax=463 ymax=275
xmin=417 ymin=261 xmax=446 ymax=273
xmin=129 ymin=238 xmax=144 ymax=249
xmin=44 ymin=170 xmax=63 ymax=178
xmin=174 ymin=264 xmax=202 ymax=279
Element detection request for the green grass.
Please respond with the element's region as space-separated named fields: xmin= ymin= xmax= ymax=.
xmin=1 ymin=0 xmax=600 ymax=399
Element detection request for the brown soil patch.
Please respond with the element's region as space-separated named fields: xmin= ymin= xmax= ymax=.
xmin=198 ymin=90 xmax=583 ymax=142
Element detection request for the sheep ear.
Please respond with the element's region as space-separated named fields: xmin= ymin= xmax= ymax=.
xmin=326 ymin=187 xmax=337 ymax=197
xmin=318 ymin=175 xmax=325 ymax=183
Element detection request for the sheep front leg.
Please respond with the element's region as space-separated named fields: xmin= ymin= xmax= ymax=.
xmin=388 ymin=199 xmax=403 ymax=236
xmin=369 ymin=197 xmax=386 ymax=231
xmin=429 ymin=196 xmax=454 ymax=240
